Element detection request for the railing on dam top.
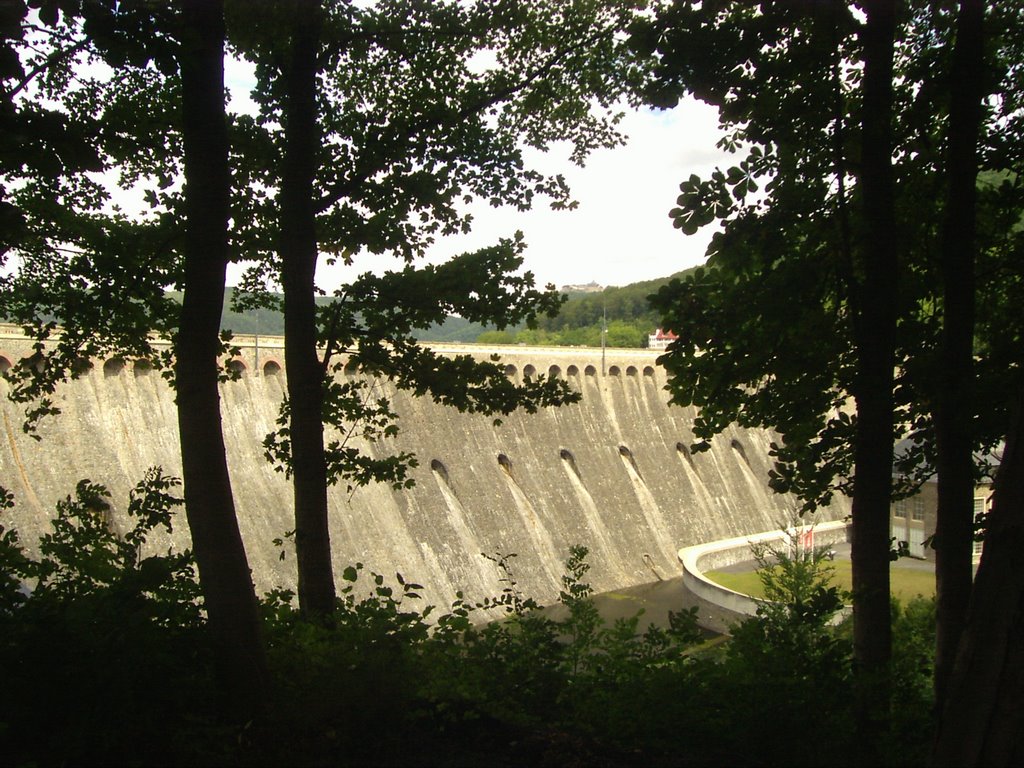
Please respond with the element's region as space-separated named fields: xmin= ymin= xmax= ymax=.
xmin=0 ymin=323 xmax=666 ymax=382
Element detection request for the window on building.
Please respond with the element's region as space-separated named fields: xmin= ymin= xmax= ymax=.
xmin=973 ymin=497 xmax=987 ymax=518
xmin=893 ymin=499 xmax=907 ymax=518
xmin=912 ymin=497 xmax=925 ymax=521
xmin=972 ymin=498 xmax=988 ymax=561
xmin=908 ymin=526 xmax=926 ymax=558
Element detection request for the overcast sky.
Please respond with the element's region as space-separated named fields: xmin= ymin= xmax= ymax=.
xmin=4 ymin=41 xmax=734 ymax=296
xmin=317 ymin=100 xmax=730 ymax=292
xmin=222 ymin=61 xmax=731 ymax=292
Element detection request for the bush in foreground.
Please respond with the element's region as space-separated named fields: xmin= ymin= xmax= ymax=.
xmin=1 ymin=481 xmax=935 ymax=766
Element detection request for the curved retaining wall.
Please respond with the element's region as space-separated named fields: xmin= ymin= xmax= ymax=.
xmin=678 ymin=521 xmax=852 ymax=618
xmin=0 ymin=328 xmax=851 ymax=610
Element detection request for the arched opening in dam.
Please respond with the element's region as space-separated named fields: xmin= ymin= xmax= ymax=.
xmin=618 ymin=444 xmax=641 ymax=477
xmin=567 ymin=365 xmax=579 ymax=377
xmin=226 ymin=359 xmax=247 ymax=377
xmin=523 ymin=364 xmax=536 ymax=379
xmin=504 ymin=364 xmax=517 ymax=377
xmin=548 ymin=365 xmax=561 ymax=379
xmin=608 ymin=365 xmax=620 ymax=376
xmin=643 ymin=366 xmax=655 ymax=377
xmin=559 ymin=447 xmax=580 ymax=478
xmin=584 ymin=365 xmax=596 ymax=376
xmin=626 ymin=365 xmax=638 ymax=377
xmin=103 ymin=358 xmax=125 ymax=377
xmin=71 ymin=357 xmax=93 ymax=376
xmin=133 ymin=359 xmax=152 ymax=377
xmin=497 ymin=453 xmax=513 ymax=475
xmin=730 ymin=438 xmax=750 ymax=466
xmin=263 ymin=360 xmax=282 ymax=377
xmin=429 ymin=458 xmax=450 ymax=484
xmin=0 ymin=355 xmax=10 ymax=375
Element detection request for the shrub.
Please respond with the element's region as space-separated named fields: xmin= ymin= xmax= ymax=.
xmin=0 ymin=470 xmax=215 ymax=766
xmin=719 ymin=524 xmax=855 ymax=765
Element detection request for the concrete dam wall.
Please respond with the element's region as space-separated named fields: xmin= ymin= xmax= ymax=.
xmin=0 ymin=326 xmax=850 ymax=609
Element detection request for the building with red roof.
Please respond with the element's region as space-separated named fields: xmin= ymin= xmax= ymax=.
xmin=648 ymin=328 xmax=678 ymax=350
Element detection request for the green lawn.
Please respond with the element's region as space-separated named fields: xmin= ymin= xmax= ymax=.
xmin=705 ymin=559 xmax=935 ymax=603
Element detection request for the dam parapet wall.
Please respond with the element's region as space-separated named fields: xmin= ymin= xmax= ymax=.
xmin=0 ymin=326 xmax=851 ymax=610
xmin=678 ymin=521 xmax=852 ymax=623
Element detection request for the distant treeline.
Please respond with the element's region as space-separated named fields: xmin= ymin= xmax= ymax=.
xmin=199 ymin=269 xmax=696 ymax=347
xmin=476 ymin=269 xmax=696 ymax=348
xmin=197 ymin=289 xmax=497 ymax=342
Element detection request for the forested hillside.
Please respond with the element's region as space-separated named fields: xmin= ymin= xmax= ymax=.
xmin=483 ymin=270 xmax=697 ymax=347
xmin=186 ymin=289 xmax=494 ymax=340
xmin=204 ymin=269 xmax=696 ymax=347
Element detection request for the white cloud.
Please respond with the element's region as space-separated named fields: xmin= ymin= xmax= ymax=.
xmin=225 ymin=56 xmax=259 ymax=116
xmin=221 ymin=51 xmax=730 ymax=293
xmin=313 ymin=97 xmax=730 ymax=293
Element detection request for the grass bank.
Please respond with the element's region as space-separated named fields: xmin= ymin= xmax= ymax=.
xmin=705 ymin=559 xmax=935 ymax=603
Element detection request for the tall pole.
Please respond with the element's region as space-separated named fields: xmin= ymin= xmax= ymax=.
xmin=601 ymin=304 xmax=607 ymax=376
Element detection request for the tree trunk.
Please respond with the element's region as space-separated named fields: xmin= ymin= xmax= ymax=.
xmin=279 ymin=0 xmax=335 ymax=618
xmin=933 ymin=396 xmax=1024 ymax=767
xmin=177 ymin=0 xmax=267 ymax=717
xmin=933 ymin=0 xmax=984 ymax=716
xmin=851 ymin=0 xmax=898 ymax=750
